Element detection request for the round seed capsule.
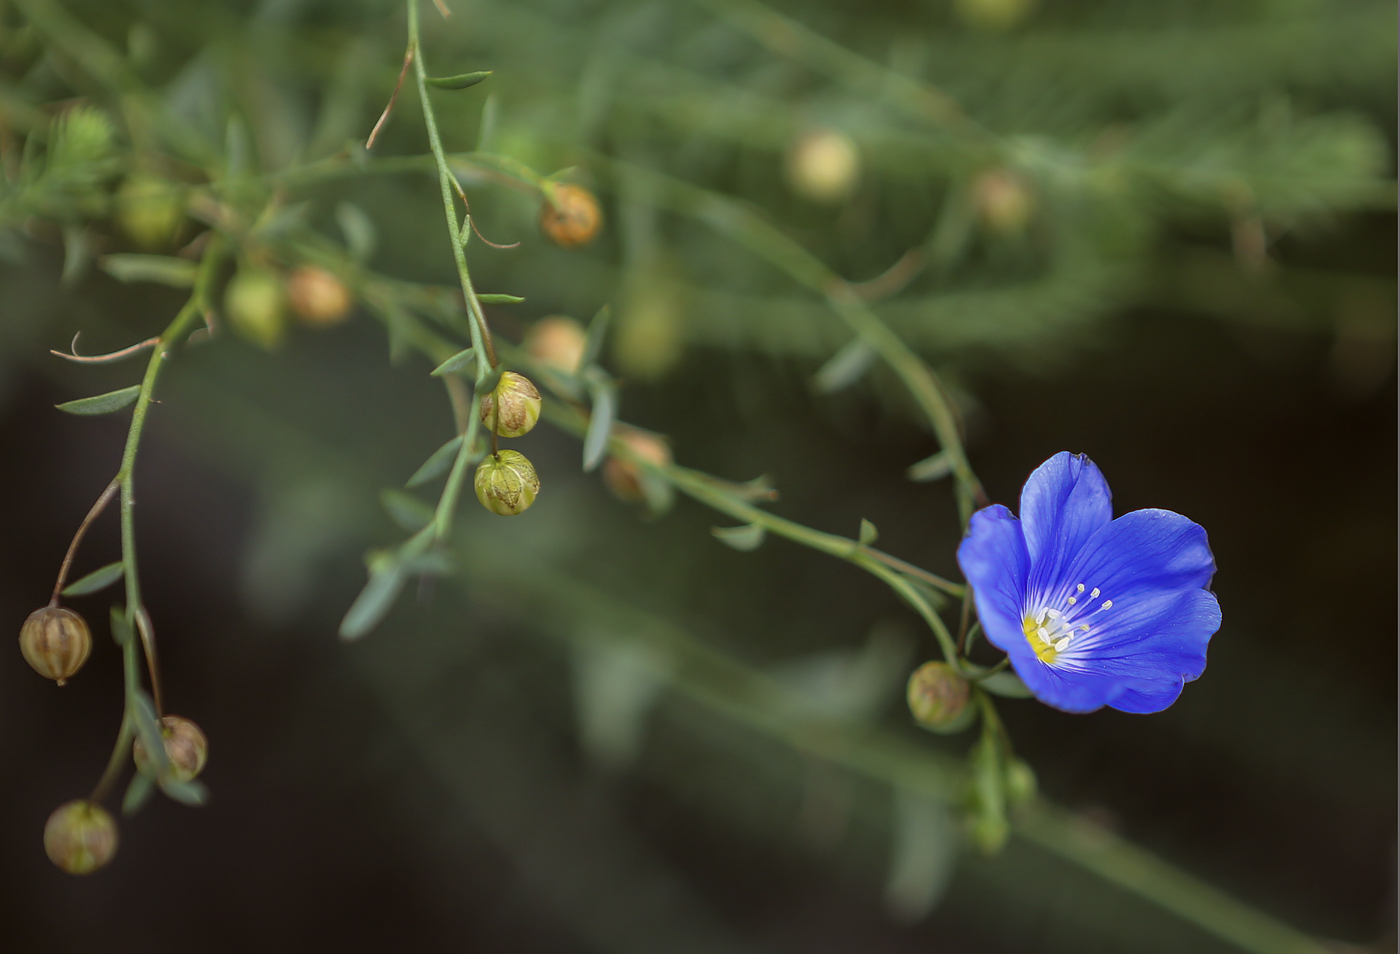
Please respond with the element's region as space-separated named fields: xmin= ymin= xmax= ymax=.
xmin=19 ymin=606 xmax=92 ymax=685
xmin=44 ymin=800 xmax=118 ymax=874
xmin=287 ymin=266 xmax=353 ymax=327
xmin=539 ymin=184 xmax=602 ymax=248
xmin=133 ymin=715 xmax=209 ymax=783
xmin=906 ymin=661 xmax=971 ymax=730
xmin=479 ymin=372 xmax=542 ymax=438
xmin=474 ymin=450 xmax=540 ymax=516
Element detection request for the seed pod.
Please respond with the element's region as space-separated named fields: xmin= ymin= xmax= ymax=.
xmin=116 ymin=173 xmax=184 ymax=250
xmin=44 ymin=800 xmax=118 ymax=874
xmin=19 ymin=606 xmax=92 ymax=685
xmin=972 ymin=168 xmax=1036 ymax=236
xmin=603 ymin=427 xmax=672 ymax=505
xmin=786 ymin=128 xmax=861 ymax=204
xmin=906 ymin=661 xmax=971 ymax=730
xmin=524 ymin=316 xmax=587 ymax=373
xmin=224 ymin=265 xmax=288 ymax=350
xmin=479 ymin=372 xmax=542 ymax=438
xmin=474 ymin=450 xmax=540 ymax=516
xmin=539 ymin=184 xmax=602 ymax=248
xmin=287 ymin=266 xmax=353 ymax=328
xmin=133 ymin=715 xmax=209 ymax=783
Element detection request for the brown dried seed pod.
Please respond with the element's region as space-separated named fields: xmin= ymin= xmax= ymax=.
xmin=19 ymin=606 xmax=92 ymax=685
xmin=287 ymin=265 xmax=353 ymax=327
xmin=133 ymin=715 xmax=209 ymax=783
xmin=539 ymin=184 xmax=602 ymax=248
xmin=474 ymin=450 xmax=540 ymax=516
xmin=44 ymin=800 xmax=118 ymax=874
xmin=479 ymin=372 xmax=542 ymax=438
xmin=524 ymin=316 xmax=587 ymax=373
xmin=602 ymin=428 xmax=673 ymax=505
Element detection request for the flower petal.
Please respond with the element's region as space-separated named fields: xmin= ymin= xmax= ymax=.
xmin=957 ymin=505 xmax=1030 ymax=656
xmin=1108 ymin=680 xmax=1187 ymax=714
xmin=1061 ymin=508 xmax=1216 ymax=617
xmin=1019 ymin=453 xmax=1114 ymax=596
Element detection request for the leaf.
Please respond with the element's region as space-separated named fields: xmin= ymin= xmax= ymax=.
xmin=474 ymin=364 xmax=504 ymax=398
xmin=61 ymin=561 xmax=125 ymax=597
xmin=476 ymin=92 xmax=498 ymax=151
xmin=335 ymin=201 xmax=376 ymax=262
xmin=885 ymin=789 xmax=958 ymax=923
xmin=978 ymin=671 xmax=1032 ymax=699
xmin=476 ymin=293 xmax=525 ymax=304
xmin=907 ymin=451 xmax=954 ymax=483
xmin=426 ymin=71 xmax=491 ymax=90
xmin=712 ymin=524 xmax=766 ymax=552
xmin=813 ymin=338 xmax=877 ymax=394
xmin=122 ymin=771 xmax=155 ymax=816
xmin=339 ymin=564 xmax=407 ymax=640
xmin=636 ymin=470 xmax=676 ymax=517
xmin=582 ymin=379 xmax=616 ymax=472
xmin=56 ymin=385 xmax=141 ymax=416
xmin=858 ymin=519 xmax=879 ymax=547
xmin=159 ymin=777 xmax=209 ymax=807
xmin=100 ymin=254 xmax=196 ymax=287
xmin=130 ymin=690 xmax=169 ymax=775
xmin=406 ymin=435 xmax=463 ymax=488
xmin=430 ymin=347 xmax=476 ymax=377
xmin=109 ymin=605 xmax=133 ymax=647
xmin=580 ymin=304 xmax=611 ymax=370
xmin=62 ymin=224 xmax=92 ymax=285
xmin=380 ymin=489 xmax=435 ymax=532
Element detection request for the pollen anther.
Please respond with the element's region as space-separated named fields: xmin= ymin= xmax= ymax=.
xmin=1102 ymin=599 xmax=1113 ymax=610
xmin=1090 ymin=587 xmax=1100 ymax=599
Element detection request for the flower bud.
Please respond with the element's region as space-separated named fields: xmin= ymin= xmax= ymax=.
xmin=474 ymin=450 xmax=540 ymax=516
xmin=603 ymin=427 xmax=672 ymax=505
xmin=524 ymin=316 xmax=587 ymax=373
xmin=972 ymin=168 xmax=1036 ymax=236
xmin=19 ymin=606 xmax=91 ymax=685
xmin=133 ymin=715 xmax=209 ymax=783
xmin=225 ymin=265 xmax=288 ymax=350
xmin=116 ymin=173 xmax=184 ymax=250
xmin=44 ymin=800 xmax=117 ymax=874
xmin=786 ymin=128 xmax=861 ymax=204
xmin=539 ymin=184 xmax=602 ymax=248
xmin=906 ymin=661 xmax=971 ymax=730
xmin=287 ymin=265 xmax=353 ymax=328
xmin=479 ymin=372 xmax=541 ymax=438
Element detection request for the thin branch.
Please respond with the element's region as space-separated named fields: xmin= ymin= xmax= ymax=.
xmin=51 ymin=333 xmax=161 ymax=364
xmin=365 ymin=45 xmax=414 ymax=149
xmin=50 ymin=480 xmax=119 ymax=604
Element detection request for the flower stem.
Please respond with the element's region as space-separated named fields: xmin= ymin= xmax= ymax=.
xmin=49 ymin=478 xmax=118 ymax=605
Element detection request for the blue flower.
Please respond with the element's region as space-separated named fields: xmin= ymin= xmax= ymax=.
xmin=957 ymin=452 xmax=1220 ymax=714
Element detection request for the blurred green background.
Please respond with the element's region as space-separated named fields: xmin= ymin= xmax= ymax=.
xmin=0 ymin=0 xmax=1394 ymax=951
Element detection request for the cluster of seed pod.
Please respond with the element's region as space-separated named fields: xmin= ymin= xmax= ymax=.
xmin=474 ymin=372 xmax=544 ymax=516
xmin=225 ymin=263 xmax=356 ymax=350
xmin=19 ymin=602 xmax=209 ymax=874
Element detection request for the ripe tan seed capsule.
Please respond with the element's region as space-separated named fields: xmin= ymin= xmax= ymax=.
xmin=906 ymin=661 xmax=971 ymax=730
xmin=44 ymin=800 xmax=118 ymax=874
xmin=474 ymin=450 xmax=540 ymax=516
xmin=133 ymin=715 xmax=209 ymax=783
xmin=539 ymin=184 xmax=602 ymax=248
xmin=602 ymin=427 xmax=673 ymax=505
xmin=479 ymin=372 xmax=542 ymax=438
xmin=19 ymin=606 xmax=91 ymax=685
xmin=287 ymin=266 xmax=353 ymax=327
xmin=785 ymin=128 xmax=861 ymax=204
xmin=524 ymin=316 xmax=587 ymax=373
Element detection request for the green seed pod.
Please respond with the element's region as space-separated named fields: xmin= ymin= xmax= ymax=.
xmin=44 ymin=800 xmax=118 ymax=874
xmin=972 ymin=168 xmax=1036 ymax=236
xmin=479 ymin=372 xmax=542 ymax=438
xmin=116 ymin=173 xmax=184 ymax=250
xmin=785 ymin=128 xmax=861 ymax=204
xmin=224 ymin=265 xmax=288 ymax=350
xmin=474 ymin=450 xmax=540 ymax=516
xmin=906 ymin=661 xmax=971 ymax=731
xmin=19 ymin=606 xmax=91 ymax=686
xmin=133 ymin=715 xmax=209 ymax=783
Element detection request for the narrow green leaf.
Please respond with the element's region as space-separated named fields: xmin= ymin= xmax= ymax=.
xmin=712 ymin=524 xmax=766 ymax=552
xmin=335 ymin=201 xmax=376 ymax=262
xmin=159 ymin=777 xmax=209 ymax=807
xmin=430 ymin=347 xmax=476 ymax=377
xmin=109 ymin=605 xmax=133 ymax=647
xmin=476 ymin=293 xmax=525 ymax=304
xmin=407 ymin=435 xmax=463 ymax=488
xmin=62 ymin=224 xmax=92 ymax=286
xmin=581 ymin=304 xmax=611 ymax=370
xmin=908 ymin=451 xmax=954 ymax=483
xmin=426 ymin=71 xmax=491 ymax=90
xmin=637 ymin=470 xmax=676 ymax=517
xmin=813 ymin=338 xmax=876 ymax=394
xmin=122 ymin=771 xmax=156 ymax=816
xmin=100 ymin=253 xmax=196 ymax=287
xmin=380 ymin=489 xmax=434 ymax=532
xmin=56 ymin=385 xmax=141 ymax=416
xmin=476 ymin=93 xmax=498 ymax=151
xmin=476 ymin=364 xmax=504 ymax=397
xmin=979 ymin=671 xmax=1032 ymax=699
xmin=582 ymin=380 xmax=616 ymax=472
xmin=339 ymin=565 xmax=407 ymax=640
xmin=130 ymin=690 xmax=169 ymax=775
xmin=61 ymin=561 xmax=125 ymax=597
xmin=858 ymin=519 xmax=879 ymax=547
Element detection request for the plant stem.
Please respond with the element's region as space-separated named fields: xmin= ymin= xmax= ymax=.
xmin=49 ymin=479 xmax=118 ymax=604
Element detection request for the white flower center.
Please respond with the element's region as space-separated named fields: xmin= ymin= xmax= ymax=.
xmin=1021 ymin=582 xmax=1114 ymax=664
